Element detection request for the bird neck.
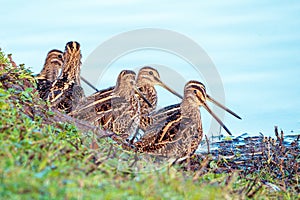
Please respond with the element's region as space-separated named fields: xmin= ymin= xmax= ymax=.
xmin=37 ymin=64 xmax=58 ymax=81
xmin=61 ymin=55 xmax=81 ymax=84
xmin=138 ymin=83 xmax=156 ymax=96
xmin=114 ymin=82 xmax=134 ymax=98
xmin=180 ymin=96 xmax=201 ymax=118
xmin=137 ymin=84 xmax=157 ymax=109
xmin=137 ymin=78 xmax=157 ymax=97
xmin=49 ymin=64 xmax=60 ymax=81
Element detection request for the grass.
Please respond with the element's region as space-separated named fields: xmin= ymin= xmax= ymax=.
xmin=0 ymin=48 xmax=299 ymax=199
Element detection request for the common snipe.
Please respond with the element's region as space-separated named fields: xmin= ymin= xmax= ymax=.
xmin=135 ymin=66 xmax=182 ymax=132
xmin=134 ymin=80 xmax=241 ymax=157
xmin=36 ymin=49 xmax=63 ymax=100
xmin=69 ymin=70 xmax=151 ymax=144
xmin=46 ymin=41 xmax=85 ymax=113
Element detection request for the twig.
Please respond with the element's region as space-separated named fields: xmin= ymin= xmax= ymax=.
xmin=129 ymin=152 xmax=139 ymax=168
xmin=50 ymin=109 xmax=114 ymax=139
xmin=275 ymin=126 xmax=284 ymax=146
xmin=192 ymin=155 xmax=211 ymax=181
xmin=205 ymin=135 xmax=210 ymax=154
xmin=7 ymin=54 xmax=18 ymax=68
xmin=246 ymin=178 xmax=262 ymax=198
xmin=280 ymin=129 xmax=284 ymax=144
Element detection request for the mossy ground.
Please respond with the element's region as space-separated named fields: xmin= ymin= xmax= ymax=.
xmin=0 ymin=49 xmax=299 ymax=199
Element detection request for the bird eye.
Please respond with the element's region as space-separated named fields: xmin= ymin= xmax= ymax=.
xmin=149 ymin=71 xmax=153 ymax=75
xmin=58 ymin=55 xmax=62 ymax=59
xmin=194 ymin=90 xmax=197 ymax=94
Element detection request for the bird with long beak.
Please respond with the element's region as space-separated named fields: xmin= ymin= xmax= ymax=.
xmin=69 ymin=70 xmax=153 ymax=144
xmin=46 ymin=41 xmax=85 ymax=113
xmin=36 ymin=49 xmax=64 ymax=100
xmin=135 ymin=67 xmax=182 ymax=132
xmin=134 ymin=80 xmax=241 ymax=157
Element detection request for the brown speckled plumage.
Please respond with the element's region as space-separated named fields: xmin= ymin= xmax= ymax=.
xmin=46 ymin=41 xmax=85 ymax=113
xmin=69 ymin=70 xmax=145 ymax=144
xmin=134 ymin=81 xmax=241 ymax=157
xmin=36 ymin=49 xmax=63 ymax=100
xmin=135 ymin=67 xmax=182 ymax=132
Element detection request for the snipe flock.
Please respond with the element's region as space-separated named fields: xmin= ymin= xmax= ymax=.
xmin=36 ymin=41 xmax=241 ymax=157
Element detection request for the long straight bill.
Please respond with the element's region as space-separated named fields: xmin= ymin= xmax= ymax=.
xmin=81 ymin=76 xmax=99 ymax=92
xmin=154 ymin=77 xmax=183 ymax=99
xmin=206 ymin=94 xmax=241 ymax=120
xmin=203 ymin=102 xmax=233 ymax=136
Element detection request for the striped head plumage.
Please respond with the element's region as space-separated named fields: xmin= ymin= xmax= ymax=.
xmin=61 ymin=41 xmax=82 ymax=84
xmin=37 ymin=49 xmax=64 ymax=81
xmin=114 ymin=70 xmax=137 ymax=96
xmin=181 ymin=81 xmax=207 ymax=109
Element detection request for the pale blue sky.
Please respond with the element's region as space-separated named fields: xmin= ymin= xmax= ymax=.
xmin=1 ymin=0 xmax=300 ymax=136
